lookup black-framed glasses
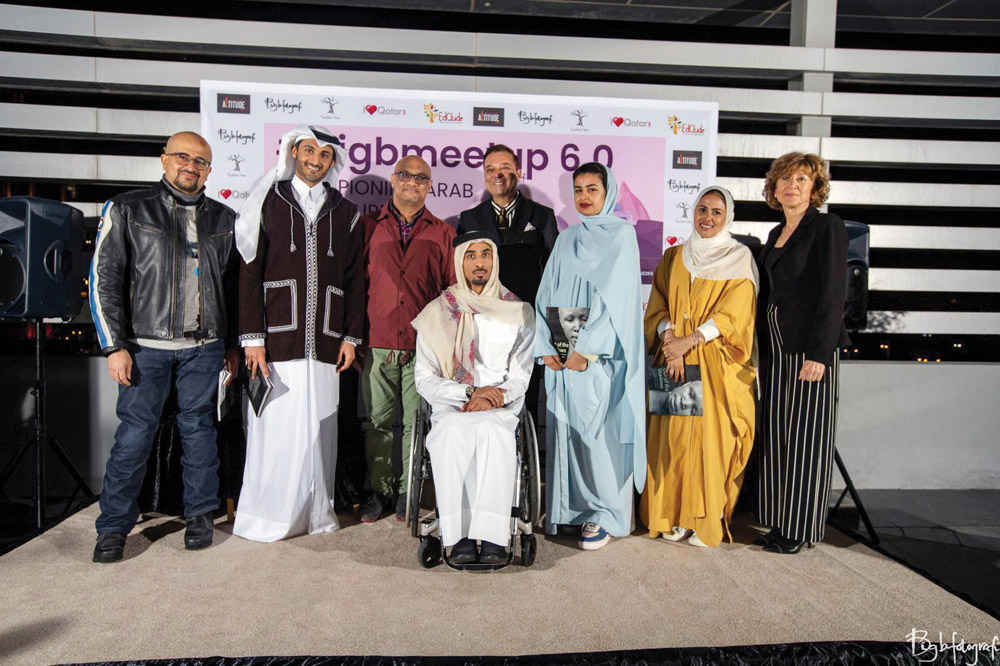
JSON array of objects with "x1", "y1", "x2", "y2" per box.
[
  {"x1": 394, "y1": 171, "x2": 430, "y2": 184},
  {"x1": 165, "y1": 152, "x2": 211, "y2": 171}
]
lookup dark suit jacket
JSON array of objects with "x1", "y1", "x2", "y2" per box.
[
  {"x1": 759, "y1": 207, "x2": 850, "y2": 364},
  {"x1": 457, "y1": 192, "x2": 557, "y2": 305}
]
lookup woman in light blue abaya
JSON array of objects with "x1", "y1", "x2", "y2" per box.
[{"x1": 535, "y1": 162, "x2": 646, "y2": 550}]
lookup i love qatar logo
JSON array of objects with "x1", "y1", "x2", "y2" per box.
[
  {"x1": 364, "y1": 104, "x2": 406, "y2": 116},
  {"x1": 218, "y1": 188, "x2": 249, "y2": 200},
  {"x1": 610, "y1": 116, "x2": 651, "y2": 128}
]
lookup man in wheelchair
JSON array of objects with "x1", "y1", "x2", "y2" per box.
[{"x1": 411, "y1": 231, "x2": 535, "y2": 565}]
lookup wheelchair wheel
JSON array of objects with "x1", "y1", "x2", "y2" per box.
[
  {"x1": 417, "y1": 536, "x2": 442, "y2": 569},
  {"x1": 407, "y1": 400, "x2": 431, "y2": 538},
  {"x1": 520, "y1": 533, "x2": 536, "y2": 567},
  {"x1": 518, "y1": 409, "x2": 541, "y2": 526}
]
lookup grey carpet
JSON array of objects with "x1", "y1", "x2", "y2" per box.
[{"x1": 1, "y1": 504, "x2": 997, "y2": 665}]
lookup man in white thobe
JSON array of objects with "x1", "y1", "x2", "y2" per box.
[
  {"x1": 412, "y1": 232, "x2": 534, "y2": 565},
  {"x1": 233, "y1": 125, "x2": 364, "y2": 542}
]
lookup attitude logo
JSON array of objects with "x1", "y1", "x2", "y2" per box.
[
  {"x1": 473, "y1": 107, "x2": 504, "y2": 127},
  {"x1": 667, "y1": 115, "x2": 706, "y2": 135},
  {"x1": 217, "y1": 93, "x2": 250, "y2": 114},
  {"x1": 672, "y1": 150, "x2": 702, "y2": 170},
  {"x1": 423, "y1": 103, "x2": 464, "y2": 124}
]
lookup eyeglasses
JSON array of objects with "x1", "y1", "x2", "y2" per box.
[
  {"x1": 165, "y1": 152, "x2": 211, "y2": 171},
  {"x1": 394, "y1": 171, "x2": 430, "y2": 184}
]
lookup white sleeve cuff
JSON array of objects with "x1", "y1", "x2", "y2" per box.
[
  {"x1": 241, "y1": 338, "x2": 265, "y2": 348},
  {"x1": 697, "y1": 319, "x2": 720, "y2": 343},
  {"x1": 656, "y1": 318, "x2": 672, "y2": 336}
]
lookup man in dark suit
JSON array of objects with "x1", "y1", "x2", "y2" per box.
[
  {"x1": 457, "y1": 144, "x2": 557, "y2": 306},
  {"x1": 458, "y1": 144, "x2": 557, "y2": 424}
]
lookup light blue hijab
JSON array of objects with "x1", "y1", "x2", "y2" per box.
[{"x1": 562, "y1": 165, "x2": 647, "y2": 492}]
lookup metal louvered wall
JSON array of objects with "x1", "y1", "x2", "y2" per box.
[{"x1": 1, "y1": 2, "x2": 998, "y2": 361}]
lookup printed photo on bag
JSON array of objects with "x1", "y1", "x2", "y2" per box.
[
  {"x1": 546, "y1": 306, "x2": 590, "y2": 362},
  {"x1": 648, "y1": 365, "x2": 703, "y2": 416}
]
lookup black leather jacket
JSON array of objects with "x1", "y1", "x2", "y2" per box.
[{"x1": 89, "y1": 179, "x2": 238, "y2": 354}]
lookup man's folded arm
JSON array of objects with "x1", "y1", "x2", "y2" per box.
[{"x1": 414, "y1": 334, "x2": 468, "y2": 408}]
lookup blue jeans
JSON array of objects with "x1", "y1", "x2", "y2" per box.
[{"x1": 96, "y1": 341, "x2": 223, "y2": 534}]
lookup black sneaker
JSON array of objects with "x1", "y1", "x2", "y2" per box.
[
  {"x1": 93, "y1": 532, "x2": 126, "y2": 563},
  {"x1": 395, "y1": 492, "x2": 407, "y2": 522},
  {"x1": 359, "y1": 492, "x2": 389, "y2": 523},
  {"x1": 449, "y1": 537, "x2": 478, "y2": 565},
  {"x1": 184, "y1": 513, "x2": 214, "y2": 550},
  {"x1": 479, "y1": 540, "x2": 508, "y2": 565}
]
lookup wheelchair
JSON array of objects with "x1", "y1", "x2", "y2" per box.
[{"x1": 405, "y1": 397, "x2": 541, "y2": 571}]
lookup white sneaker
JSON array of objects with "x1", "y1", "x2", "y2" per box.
[
  {"x1": 688, "y1": 532, "x2": 710, "y2": 548},
  {"x1": 661, "y1": 527, "x2": 692, "y2": 542},
  {"x1": 579, "y1": 522, "x2": 610, "y2": 550}
]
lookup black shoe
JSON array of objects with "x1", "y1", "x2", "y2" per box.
[
  {"x1": 184, "y1": 513, "x2": 214, "y2": 550},
  {"x1": 395, "y1": 493, "x2": 407, "y2": 522},
  {"x1": 753, "y1": 527, "x2": 781, "y2": 547},
  {"x1": 479, "y1": 541, "x2": 508, "y2": 565},
  {"x1": 449, "y1": 538, "x2": 478, "y2": 565},
  {"x1": 93, "y1": 532, "x2": 126, "y2": 563},
  {"x1": 360, "y1": 492, "x2": 389, "y2": 523},
  {"x1": 763, "y1": 535, "x2": 809, "y2": 555}
]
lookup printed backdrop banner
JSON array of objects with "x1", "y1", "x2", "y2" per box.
[{"x1": 200, "y1": 81, "x2": 718, "y2": 288}]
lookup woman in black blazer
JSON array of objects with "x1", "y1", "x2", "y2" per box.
[{"x1": 755, "y1": 152, "x2": 849, "y2": 554}]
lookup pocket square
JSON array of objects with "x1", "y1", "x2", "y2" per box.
[{"x1": 524, "y1": 222, "x2": 536, "y2": 232}]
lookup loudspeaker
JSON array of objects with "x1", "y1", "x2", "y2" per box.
[
  {"x1": 0, "y1": 197, "x2": 84, "y2": 320},
  {"x1": 844, "y1": 221, "x2": 870, "y2": 331}
]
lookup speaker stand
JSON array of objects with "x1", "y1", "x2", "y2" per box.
[
  {"x1": 0, "y1": 320, "x2": 96, "y2": 532},
  {"x1": 830, "y1": 448, "x2": 879, "y2": 545}
]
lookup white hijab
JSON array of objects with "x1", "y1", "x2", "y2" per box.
[
  {"x1": 681, "y1": 185, "x2": 759, "y2": 291},
  {"x1": 234, "y1": 125, "x2": 347, "y2": 263}
]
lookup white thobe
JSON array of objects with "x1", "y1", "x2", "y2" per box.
[
  {"x1": 414, "y1": 314, "x2": 534, "y2": 548},
  {"x1": 234, "y1": 176, "x2": 342, "y2": 543}
]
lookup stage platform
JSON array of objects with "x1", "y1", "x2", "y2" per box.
[{"x1": 1, "y1": 504, "x2": 998, "y2": 665}]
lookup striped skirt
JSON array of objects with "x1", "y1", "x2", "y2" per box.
[{"x1": 757, "y1": 303, "x2": 840, "y2": 543}]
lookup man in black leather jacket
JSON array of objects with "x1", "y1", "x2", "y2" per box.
[{"x1": 88, "y1": 131, "x2": 240, "y2": 563}]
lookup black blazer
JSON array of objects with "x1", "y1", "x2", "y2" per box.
[
  {"x1": 457, "y1": 192, "x2": 558, "y2": 305},
  {"x1": 759, "y1": 207, "x2": 851, "y2": 364}
]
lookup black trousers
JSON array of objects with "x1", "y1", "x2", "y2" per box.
[{"x1": 757, "y1": 303, "x2": 841, "y2": 543}]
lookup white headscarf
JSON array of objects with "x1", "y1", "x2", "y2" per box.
[
  {"x1": 234, "y1": 125, "x2": 348, "y2": 263},
  {"x1": 411, "y1": 235, "x2": 532, "y2": 385},
  {"x1": 681, "y1": 185, "x2": 759, "y2": 291}
]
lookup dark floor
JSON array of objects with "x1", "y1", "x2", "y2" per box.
[{"x1": 829, "y1": 489, "x2": 1000, "y2": 621}]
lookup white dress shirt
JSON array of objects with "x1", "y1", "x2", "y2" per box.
[{"x1": 291, "y1": 175, "x2": 327, "y2": 224}]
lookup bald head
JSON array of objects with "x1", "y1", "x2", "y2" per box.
[
  {"x1": 391, "y1": 155, "x2": 432, "y2": 212},
  {"x1": 161, "y1": 131, "x2": 212, "y2": 194}
]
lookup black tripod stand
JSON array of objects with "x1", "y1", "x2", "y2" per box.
[
  {"x1": 830, "y1": 449, "x2": 879, "y2": 545},
  {"x1": 0, "y1": 320, "x2": 96, "y2": 532}
]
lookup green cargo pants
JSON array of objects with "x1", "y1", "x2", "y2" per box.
[{"x1": 362, "y1": 348, "x2": 419, "y2": 496}]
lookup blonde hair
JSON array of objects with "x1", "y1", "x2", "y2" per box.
[{"x1": 762, "y1": 152, "x2": 830, "y2": 210}]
